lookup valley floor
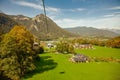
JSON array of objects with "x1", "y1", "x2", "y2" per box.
[{"x1": 23, "y1": 46, "x2": 120, "y2": 80}]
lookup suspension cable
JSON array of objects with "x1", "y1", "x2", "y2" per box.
[{"x1": 42, "y1": 0, "x2": 48, "y2": 34}]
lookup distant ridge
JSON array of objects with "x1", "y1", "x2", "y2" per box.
[
  {"x1": 106, "y1": 29, "x2": 120, "y2": 35},
  {"x1": 65, "y1": 26, "x2": 119, "y2": 38}
]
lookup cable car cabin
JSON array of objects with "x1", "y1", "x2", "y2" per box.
[{"x1": 33, "y1": 42, "x2": 39, "y2": 50}]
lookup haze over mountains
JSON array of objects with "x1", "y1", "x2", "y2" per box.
[
  {"x1": 65, "y1": 27, "x2": 119, "y2": 38},
  {"x1": 107, "y1": 29, "x2": 120, "y2": 35}
]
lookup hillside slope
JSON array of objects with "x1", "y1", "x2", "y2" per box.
[
  {"x1": 0, "y1": 13, "x2": 18, "y2": 34},
  {"x1": 65, "y1": 27, "x2": 119, "y2": 38},
  {"x1": 10, "y1": 14, "x2": 75, "y2": 40}
]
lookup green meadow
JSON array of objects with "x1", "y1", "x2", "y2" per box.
[{"x1": 23, "y1": 46, "x2": 120, "y2": 80}]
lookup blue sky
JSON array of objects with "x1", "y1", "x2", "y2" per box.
[{"x1": 0, "y1": 0, "x2": 120, "y2": 29}]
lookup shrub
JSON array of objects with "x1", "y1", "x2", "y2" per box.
[
  {"x1": 92, "y1": 57, "x2": 120, "y2": 63},
  {"x1": 56, "y1": 38, "x2": 75, "y2": 54}
]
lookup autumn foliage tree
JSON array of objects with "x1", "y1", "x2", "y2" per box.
[
  {"x1": 106, "y1": 36, "x2": 120, "y2": 48},
  {"x1": 0, "y1": 25, "x2": 39, "y2": 80}
]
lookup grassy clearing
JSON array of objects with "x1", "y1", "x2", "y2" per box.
[
  {"x1": 76, "y1": 46, "x2": 120, "y2": 59},
  {"x1": 23, "y1": 46, "x2": 120, "y2": 80}
]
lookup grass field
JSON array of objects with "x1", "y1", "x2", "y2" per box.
[{"x1": 23, "y1": 46, "x2": 120, "y2": 80}]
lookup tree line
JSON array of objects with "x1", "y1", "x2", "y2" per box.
[
  {"x1": 69, "y1": 37, "x2": 120, "y2": 48},
  {"x1": 54, "y1": 36, "x2": 120, "y2": 55}
]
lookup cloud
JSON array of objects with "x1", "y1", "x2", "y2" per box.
[
  {"x1": 114, "y1": 12, "x2": 120, "y2": 14},
  {"x1": 72, "y1": 0, "x2": 87, "y2": 2},
  {"x1": 92, "y1": 17, "x2": 120, "y2": 29},
  {"x1": 63, "y1": 8, "x2": 86, "y2": 12},
  {"x1": 11, "y1": 0, "x2": 60, "y2": 12},
  {"x1": 46, "y1": 7, "x2": 60, "y2": 12},
  {"x1": 109, "y1": 6, "x2": 120, "y2": 10},
  {"x1": 61, "y1": 18, "x2": 75, "y2": 22},
  {"x1": 13, "y1": 1, "x2": 43, "y2": 10},
  {"x1": 76, "y1": 8, "x2": 86, "y2": 11},
  {"x1": 104, "y1": 12, "x2": 120, "y2": 17},
  {"x1": 103, "y1": 14, "x2": 114, "y2": 17},
  {"x1": 11, "y1": 0, "x2": 85, "y2": 18},
  {"x1": 54, "y1": 16, "x2": 120, "y2": 29}
]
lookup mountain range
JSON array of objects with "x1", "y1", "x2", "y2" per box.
[
  {"x1": 0, "y1": 13, "x2": 75, "y2": 40},
  {"x1": 107, "y1": 29, "x2": 120, "y2": 35},
  {"x1": 9, "y1": 14, "x2": 76, "y2": 40},
  {"x1": 0, "y1": 12, "x2": 120, "y2": 40},
  {"x1": 65, "y1": 27, "x2": 119, "y2": 38}
]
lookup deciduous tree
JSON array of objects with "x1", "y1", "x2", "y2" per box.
[{"x1": 0, "y1": 25, "x2": 38, "y2": 80}]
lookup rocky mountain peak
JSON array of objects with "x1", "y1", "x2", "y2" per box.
[
  {"x1": 10, "y1": 15, "x2": 30, "y2": 20},
  {"x1": 32, "y1": 14, "x2": 46, "y2": 22},
  {"x1": 0, "y1": 13, "x2": 75, "y2": 40}
]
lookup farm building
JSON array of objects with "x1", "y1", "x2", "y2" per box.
[{"x1": 74, "y1": 43, "x2": 93, "y2": 49}]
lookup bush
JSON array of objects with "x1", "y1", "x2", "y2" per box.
[
  {"x1": 92, "y1": 57, "x2": 120, "y2": 63},
  {"x1": 38, "y1": 46, "x2": 44, "y2": 54},
  {"x1": 56, "y1": 38, "x2": 75, "y2": 54},
  {"x1": 106, "y1": 36, "x2": 120, "y2": 48}
]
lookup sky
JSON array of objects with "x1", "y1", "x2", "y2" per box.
[{"x1": 0, "y1": 0, "x2": 120, "y2": 29}]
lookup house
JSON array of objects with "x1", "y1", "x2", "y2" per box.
[{"x1": 47, "y1": 43, "x2": 54, "y2": 48}]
